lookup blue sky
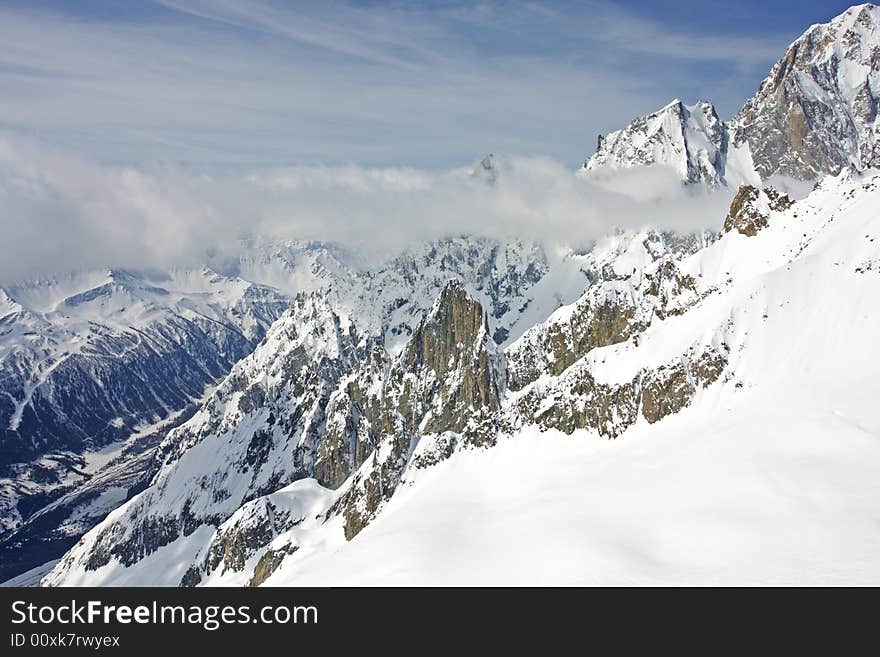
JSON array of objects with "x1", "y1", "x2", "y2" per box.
[{"x1": 0, "y1": 0, "x2": 858, "y2": 168}]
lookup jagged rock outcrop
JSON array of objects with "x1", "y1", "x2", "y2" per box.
[
  {"x1": 248, "y1": 546, "x2": 298, "y2": 587},
  {"x1": 640, "y1": 349, "x2": 727, "y2": 423},
  {"x1": 313, "y1": 347, "x2": 384, "y2": 489},
  {"x1": 508, "y1": 342, "x2": 727, "y2": 438},
  {"x1": 506, "y1": 234, "x2": 705, "y2": 391},
  {"x1": 42, "y1": 278, "x2": 510, "y2": 581},
  {"x1": 40, "y1": 229, "x2": 741, "y2": 585},
  {"x1": 723, "y1": 185, "x2": 793, "y2": 236},
  {"x1": 31, "y1": 7, "x2": 880, "y2": 588},
  {"x1": 3, "y1": 236, "x2": 558, "y2": 583},
  {"x1": 393, "y1": 280, "x2": 502, "y2": 435},
  {"x1": 45, "y1": 166, "x2": 848, "y2": 586},
  {"x1": 506, "y1": 284, "x2": 647, "y2": 390},
  {"x1": 340, "y1": 281, "x2": 503, "y2": 539},
  {"x1": 203, "y1": 500, "x2": 284, "y2": 577},
  {"x1": 58, "y1": 291, "x2": 363, "y2": 575}
]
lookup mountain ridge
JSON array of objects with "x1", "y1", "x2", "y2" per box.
[
  {"x1": 42, "y1": 164, "x2": 880, "y2": 586},
  {"x1": 4, "y1": 3, "x2": 880, "y2": 587},
  {"x1": 584, "y1": 3, "x2": 880, "y2": 185},
  {"x1": 0, "y1": 235, "x2": 589, "y2": 581}
]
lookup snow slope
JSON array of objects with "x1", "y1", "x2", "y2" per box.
[
  {"x1": 43, "y1": 169, "x2": 880, "y2": 586},
  {"x1": 269, "y1": 406, "x2": 880, "y2": 586},
  {"x1": 269, "y1": 173, "x2": 880, "y2": 585}
]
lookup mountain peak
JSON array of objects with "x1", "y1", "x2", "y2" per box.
[
  {"x1": 472, "y1": 153, "x2": 499, "y2": 184},
  {"x1": 833, "y1": 3, "x2": 879, "y2": 28},
  {"x1": 732, "y1": 2, "x2": 880, "y2": 179},
  {"x1": 581, "y1": 4, "x2": 880, "y2": 186},
  {"x1": 582, "y1": 97, "x2": 745, "y2": 186}
]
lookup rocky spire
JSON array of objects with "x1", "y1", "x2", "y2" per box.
[
  {"x1": 396, "y1": 279, "x2": 502, "y2": 434},
  {"x1": 340, "y1": 280, "x2": 503, "y2": 539}
]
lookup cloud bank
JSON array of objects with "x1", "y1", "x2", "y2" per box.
[{"x1": 0, "y1": 137, "x2": 733, "y2": 283}]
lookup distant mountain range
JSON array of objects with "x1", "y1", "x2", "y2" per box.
[{"x1": 3, "y1": 4, "x2": 880, "y2": 586}]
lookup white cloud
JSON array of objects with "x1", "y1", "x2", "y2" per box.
[
  {"x1": 0, "y1": 137, "x2": 732, "y2": 283},
  {"x1": 0, "y1": 2, "x2": 809, "y2": 281}
]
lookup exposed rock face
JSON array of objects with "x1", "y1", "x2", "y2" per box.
[
  {"x1": 39, "y1": 249, "x2": 735, "y2": 583},
  {"x1": 395, "y1": 280, "x2": 502, "y2": 435},
  {"x1": 763, "y1": 187, "x2": 795, "y2": 212},
  {"x1": 732, "y1": 4, "x2": 880, "y2": 180},
  {"x1": 507, "y1": 285, "x2": 646, "y2": 391},
  {"x1": 723, "y1": 185, "x2": 793, "y2": 236},
  {"x1": 340, "y1": 280, "x2": 504, "y2": 539},
  {"x1": 31, "y1": 8, "x2": 880, "y2": 588},
  {"x1": 203, "y1": 499, "x2": 286, "y2": 577},
  {"x1": 509, "y1": 367, "x2": 640, "y2": 438},
  {"x1": 43, "y1": 278, "x2": 511, "y2": 580},
  {"x1": 248, "y1": 546, "x2": 298, "y2": 587},
  {"x1": 507, "y1": 236, "x2": 704, "y2": 392},
  {"x1": 0, "y1": 235, "x2": 554, "y2": 540},
  {"x1": 374, "y1": 236, "x2": 550, "y2": 348},
  {"x1": 312, "y1": 352, "x2": 383, "y2": 490},
  {"x1": 509, "y1": 346, "x2": 727, "y2": 438},
  {"x1": 22, "y1": 233, "x2": 560, "y2": 584},
  {"x1": 61, "y1": 291, "x2": 362, "y2": 575},
  {"x1": 502, "y1": 229, "x2": 731, "y2": 439},
  {"x1": 643, "y1": 259, "x2": 700, "y2": 320},
  {"x1": 724, "y1": 186, "x2": 765, "y2": 236},
  {"x1": 316, "y1": 280, "x2": 505, "y2": 498}
]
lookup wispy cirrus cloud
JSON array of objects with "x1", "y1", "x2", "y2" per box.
[{"x1": 0, "y1": 0, "x2": 811, "y2": 168}]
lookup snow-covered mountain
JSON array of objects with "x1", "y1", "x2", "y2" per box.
[
  {"x1": 0, "y1": 264, "x2": 296, "y2": 579},
  {"x1": 0, "y1": 235, "x2": 587, "y2": 581},
  {"x1": 6, "y1": 2, "x2": 880, "y2": 587},
  {"x1": 32, "y1": 229, "x2": 698, "y2": 585},
  {"x1": 42, "y1": 168, "x2": 880, "y2": 586},
  {"x1": 583, "y1": 99, "x2": 756, "y2": 187},
  {"x1": 1, "y1": 268, "x2": 288, "y2": 467},
  {"x1": 584, "y1": 4, "x2": 880, "y2": 186}
]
